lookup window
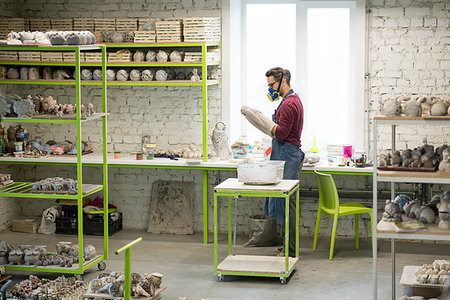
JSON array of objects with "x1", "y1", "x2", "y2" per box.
[{"x1": 224, "y1": 0, "x2": 363, "y2": 150}]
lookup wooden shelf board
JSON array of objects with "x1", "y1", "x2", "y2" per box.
[
  {"x1": 83, "y1": 286, "x2": 166, "y2": 299},
  {"x1": 377, "y1": 170, "x2": 450, "y2": 179},
  {"x1": 374, "y1": 116, "x2": 450, "y2": 121},
  {"x1": 3, "y1": 255, "x2": 101, "y2": 271},
  {"x1": 400, "y1": 265, "x2": 446, "y2": 288},
  {"x1": 217, "y1": 255, "x2": 298, "y2": 274},
  {"x1": 377, "y1": 216, "x2": 450, "y2": 236}
]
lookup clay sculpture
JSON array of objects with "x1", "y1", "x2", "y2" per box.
[
  {"x1": 415, "y1": 205, "x2": 436, "y2": 224},
  {"x1": 53, "y1": 69, "x2": 70, "y2": 80},
  {"x1": 0, "y1": 240, "x2": 12, "y2": 264},
  {"x1": 106, "y1": 69, "x2": 116, "y2": 81},
  {"x1": 42, "y1": 67, "x2": 52, "y2": 79},
  {"x1": 0, "y1": 97, "x2": 12, "y2": 117},
  {"x1": 116, "y1": 69, "x2": 129, "y2": 81},
  {"x1": 428, "y1": 97, "x2": 450, "y2": 116},
  {"x1": 81, "y1": 69, "x2": 93, "y2": 80},
  {"x1": 66, "y1": 32, "x2": 81, "y2": 45},
  {"x1": 156, "y1": 50, "x2": 168, "y2": 62},
  {"x1": 111, "y1": 32, "x2": 124, "y2": 43},
  {"x1": 166, "y1": 68, "x2": 175, "y2": 80},
  {"x1": 56, "y1": 241, "x2": 72, "y2": 255},
  {"x1": 390, "y1": 150, "x2": 402, "y2": 167},
  {"x1": 130, "y1": 69, "x2": 141, "y2": 81},
  {"x1": 87, "y1": 103, "x2": 95, "y2": 116},
  {"x1": 124, "y1": 31, "x2": 134, "y2": 42},
  {"x1": 169, "y1": 50, "x2": 182, "y2": 62},
  {"x1": 133, "y1": 50, "x2": 145, "y2": 62},
  {"x1": 69, "y1": 244, "x2": 79, "y2": 263},
  {"x1": 42, "y1": 96, "x2": 57, "y2": 114},
  {"x1": 7, "y1": 68, "x2": 19, "y2": 79},
  {"x1": 211, "y1": 122, "x2": 233, "y2": 160},
  {"x1": 401, "y1": 149, "x2": 413, "y2": 167},
  {"x1": 93, "y1": 69, "x2": 102, "y2": 80},
  {"x1": 380, "y1": 97, "x2": 402, "y2": 116},
  {"x1": 24, "y1": 249, "x2": 40, "y2": 265},
  {"x1": 439, "y1": 148, "x2": 450, "y2": 172},
  {"x1": 382, "y1": 199, "x2": 402, "y2": 222},
  {"x1": 28, "y1": 67, "x2": 40, "y2": 80},
  {"x1": 38, "y1": 205, "x2": 59, "y2": 234},
  {"x1": 437, "y1": 192, "x2": 450, "y2": 230},
  {"x1": 8, "y1": 249, "x2": 23, "y2": 265},
  {"x1": 84, "y1": 244, "x2": 96, "y2": 260},
  {"x1": 141, "y1": 69, "x2": 154, "y2": 81},
  {"x1": 190, "y1": 68, "x2": 200, "y2": 81},
  {"x1": 241, "y1": 105, "x2": 276, "y2": 137},
  {"x1": 155, "y1": 69, "x2": 167, "y2": 81},
  {"x1": 404, "y1": 199, "x2": 421, "y2": 219},
  {"x1": 176, "y1": 71, "x2": 186, "y2": 80},
  {"x1": 394, "y1": 194, "x2": 412, "y2": 213},
  {"x1": 0, "y1": 66, "x2": 6, "y2": 79},
  {"x1": 19, "y1": 67, "x2": 28, "y2": 80},
  {"x1": 146, "y1": 50, "x2": 156, "y2": 62},
  {"x1": 13, "y1": 96, "x2": 35, "y2": 118},
  {"x1": 49, "y1": 32, "x2": 66, "y2": 45}
]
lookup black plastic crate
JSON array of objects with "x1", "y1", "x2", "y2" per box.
[
  {"x1": 84, "y1": 212, "x2": 122, "y2": 236},
  {"x1": 55, "y1": 212, "x2": 122, "y2": 236}
]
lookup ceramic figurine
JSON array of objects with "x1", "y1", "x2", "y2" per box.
[
  {"x1": 421, "y1": 151, "x2": 438, "y2": 168},
  {"x1": 42, "y1": 96, "x2": 57, "y2": 114},
  {"x1": 380, "y1": 97, "x2": 402, "y2": 116},
  {"x1": 7, "y1": 68, "x2": 19, "y2": 79},
  {"x1": 133, "y1": 50, "x2": 145, "y2": 62},
  {"x1": 8, "y1": 249, "x2": 23, "y2": 265},
  {"x1": 156, "y1": 50, "x2": 168, "y2": 62},
  {"x1": 436, "y1": 145, "x2": 449, "y2": 161},
  {"x1": 34, "y1": 245, "x2": 47, "y2": 260},
  {"x1": 24, "y1": 249, "x2": 40, "y2": 265},
  {"x1": 394, "y1": 194, "x2": 412, "y2": 213},
  {"x1": 437, "y1": 192, "x2": 450, "y2": 230},
  {"x1": 0, "y1": 66, "x2": 6, "y2": 79},
  {"x1": 169, "y1": 50, "x2": 182, "y2": 62},
  {"x1": 382, "y1": 199, "x2": 402, "y2": 222},
  {"x1": 42, "y1": 67, "x2": 52, "y2": 79},
  {"x1": 190, "y1": 68, "x2": 200, "y2": 81},
  {"x1": 428, "y1": 97, "x2": 450, "y2": 116},
  {"x1": 106, "y1": 69, "x2": 116, "y2": 81},
  {"x1": 415, "y1": 206, "x2": 436, "y2": 224},
  {"x1": 87, "y1": 103, "x2": 95, "y2": 116},
  {"x1": 211, "y1": 122, "x2": 233, "y2": 160},
  {"x1": 146, "y1": 50, "x2": 156, "y2": 62},
  {"x1": 81, "y1": 69, "x2": 93, "y2": 80},
  {"x1": 141, "y1": 69, "x2": 154, "y2": 81},
  {"x1": 401, "y1": 149, "x2": 413, "y2": 167},
  {"x1": 176, "y1": 71, "x2": 186, "y2": 80},
  {"x1": 130, "y1": 69, "x2": 141, "y2": 81},
  {"x1": 53, "y1": 69, "x2": 70, "y2": 80},
  {"x1": 404, "y1": 199, "x2": 421, "y2": 218},
  {"x1": 116, "y1": 69, "x2": 129, "y2": 81},
  {"x1": 439, "y1": 148, "x2": 450, "y2": 172},
  {"x1": 93, "y1": 69, "x2": 102, "y2": 80},
  {"x1": 155, "y1": 69, "x2": 167, "y2": 81},
  {"x1": 13, "y1": 96, "x2": 35, "y2": 118},
  {"x1": 390, "y1": 150, "x2": 402, "y2": 167},
  {"x1": 19, "y1": 67, "x2": 28, "y2": 80}
]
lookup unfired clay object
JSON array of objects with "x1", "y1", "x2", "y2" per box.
[
  {"x1": 415, "y1": 206, "x2": 436, "y2": 224},
  {"x1": 81, "y1": 69, "x2": 93, "y2": 80},
  {"x1": 169, "y1": 50, "x2": 182, "y2": 62},
  {"x1": 241, "y1": 105, "x2": 276, "y2": 137},
  {"x1": 390, "y1": 150, "x2": 402, "y2": 167},
  {"x1": 53, "y1": 69, "x2": 70, "y2": 80},
  {"x1": 8, "y1": 249, "x2": 23, "y2": 265},
  {"x1": 211, "y1": 122, "x2": 233, "y2": 160},
  {"x1": 382, "y1": 199, "x2": 402, "y2": 222},
  {"x1": 106, "y1": 69, "x2": 116, "y2": 81},
  {"x1": 111, "y1": 32, "x2": 124, "y2": 43},
  {"x1": 56, "y1": 241, "x2": 72, "y2": 254},
  {"x1": 116, "y1": 69, "x2": 129, "y2": 81},
  {"x1": 24, "y1": 249, "x2": 40, "y2": 265},
  {"x1": 404, "y1": 96, "x2": 426, "y2": 117},
  {"x1": 42, "y1": 67, "x2": 52, "y2": 79},
  {"x1": 141, "y1": 69, "x2": 154, "y2": 81},
  {"x1": 190, "y1": 68, "x2": 200, "y2": 81},
  {"x1": 133, "y1": 50, "x2": 145, "y2": 62},
  {"x1": 130, "y1": 69, "x2": 141, "y2": 81},
  {"x1": 42, "y1": 96, "x2": 57, "y2": 114},
  {"x1": 437, "y1": 192, "x2": 450, "y2": 230},
  {"x1": 93, "y1": 69, "x2": 102, "y2": 80},
  {"x1": 404, "y1": 199, "x2": 421, "y2": 218},
  {"x1": 439, "y1": 148, "x2": 450, "y2": 172},
  {"x1": 428, "y1": 97, "x2": 450, "y2": 116},
  {"x1": 28, "y1": 67, "x2": 40, "y2": 80},
  {"x1": 166, "y1": 69, "x2": 175, "y2": 80},
  {"x1": 155, "y1": 69, "x2": 167, "y2": 81},
  {"x1": 7, "y1": 68, "x2": 19, "y2": 79},
  {"x1": 146, "y1": 50, "x2": 156, "y2": 62},
  {"x1": 84, "y1": 244, "x2": 96, "y2": 261},
  {"x1": 0, "y1": 66, "x2": 6, "y2": 79},
  {"x1": 380, "y1": 97, "x2": 402, "y2": 116},
  {"x1": 176, "y1": 71, "x2": 186, "y2": 80},
  {"x1": 156, "y1": 50, "x2": 168, "y2": 62},
  {"x1": 19, "y1": 67, "x2": 28, "y2": 80},
  {"x1": 13, "y1": 97, "x2": 35, "y2": 118}
]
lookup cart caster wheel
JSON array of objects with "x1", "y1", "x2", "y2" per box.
[
  {"x1": 280, "y1": 277, "x2": 286, "y2": 285},
  {"x1": 98, "y1": 261, "x2": 106, "y2": 271},
  {"x1": 75, "y1": 274, "x2": 83, "y2": 280},
  {"x1": 217, "y1": 274, "x2": 224, "y2": 282}
]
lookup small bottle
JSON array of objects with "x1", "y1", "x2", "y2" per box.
[{"x1": 0, "y1": 136, "x2": 4, "y2": 157}]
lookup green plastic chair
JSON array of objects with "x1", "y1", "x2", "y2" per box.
[{"x1": 313, "y1": 171, "x2": 373, "y2": 260}]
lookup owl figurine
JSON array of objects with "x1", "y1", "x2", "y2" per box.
[{"x1": 211, "y1": 122, "x2": 233, "y2": 160}]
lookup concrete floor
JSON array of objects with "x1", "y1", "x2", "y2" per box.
[{"x1": 1, "y1": 230, "x2": 449, "y2": 300}]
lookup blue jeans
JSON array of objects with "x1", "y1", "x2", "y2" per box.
[{"x1": 264, "y1": 138, "x2": 304, "y2": 225}]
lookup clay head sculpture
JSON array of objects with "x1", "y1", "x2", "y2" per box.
[
  {"x1": 169, "y1": 50, "x2": 182, "y2": 62},
  {"x1": 7, "y1": 68, "x2": 19, "y2": 79},
  {"x1": 146, "y1": 50, "x2": 156, "y2": 62},
  {"x1": 133, "y1": 50, "x2": 145, "y2": 62},
  {"x1": 81, "y1": 69, "x2": 93, "y2": 80},
  {"x1": 106, "y1": 69, "x2": 116, "y2": 81},
  {"x1": 156, "y1": 50, "x2": 168, "y2": 62},
  {"x1": 42, "y1": 67, "x2": 52, "y2": 79},
  {"x1": 116, "y1": 69, "x2": 129, "y2": 81},
  {"x1": 93, "y1": 69, "x2": 102, "y2": 81},
  {"x1": 155, "y1": 69, "x2": 167, "y2": 81},
  {"x1": 380, "y1": 97, "x2": 402, "y2": 116},
  {"x1": 141, "y1": 69, "x2": 154, "y2": 81},
  {"x1": 130, "y1": 69, "x2": 141, "y2": 81}
]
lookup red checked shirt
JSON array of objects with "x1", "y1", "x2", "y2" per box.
[{"x1": 274, "y1": 92, "x2": 304, "y2": 148}]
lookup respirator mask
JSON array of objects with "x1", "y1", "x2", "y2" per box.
[{"x1": 267, "y1": 73, "x2": 284, "y2": 102}]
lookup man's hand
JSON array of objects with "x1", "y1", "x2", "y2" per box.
[{"x1": 241, "y1": 106, "x2": 276, "y2": 137}]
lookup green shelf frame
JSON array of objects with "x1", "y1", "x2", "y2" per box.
[
  {"x1": 0, "y1": 61, "x2": 221, "y2": 67},
  {"x1": 0, "y1": 79, "x2": 220, "y2": 86},
  {"x1": 0, "y1": 44, "x2": 109, "y2": 274}
]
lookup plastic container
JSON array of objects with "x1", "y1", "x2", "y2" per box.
[
  {"x1": 238, "y1": 160, "x2": 285, "y2": 184},
  {"x1": 136, "y1": 152, "x2": 143, "y2": 160},
  {"x1": 114, "y1": 151, "x2": 121, "y2": 159}
]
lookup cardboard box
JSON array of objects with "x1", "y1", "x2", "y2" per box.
[{"x1": 12, "y1": 218, "x2": 40, "y2": 233}]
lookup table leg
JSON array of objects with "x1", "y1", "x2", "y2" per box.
[
  {"x1": 228, "y1": 196, "x2": 232, "y2": 255},
  {"x1": 232, "y1": 196, "x2": 238, "y2": 255},
  {"x1": 296, "y1": 187, "x2": 299, "y2": 258},
  {"x1": 203, "y1": 170, "x2": 208, "y2": 244},
  {"x1": 391, "y1": 238, "x2": 395, "y2": 300},
  {"x1": 214, "y1": 192, "x2": 218, "y2": 273},
  {"x1": 285, "y1": 194, "x2": 289, "y2": 273}
]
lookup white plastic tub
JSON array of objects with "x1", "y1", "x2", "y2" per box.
[{"x1": 237, "y1": 160, "x2": 285, "y2": 184}]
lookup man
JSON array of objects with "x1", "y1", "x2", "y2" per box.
[{"x1": 266, "y1": 67, "x2": 305, "y2": 257}]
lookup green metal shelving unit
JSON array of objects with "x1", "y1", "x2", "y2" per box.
[{"x1": 0, "y1": 44, "x2": 109, "y2": 275}]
